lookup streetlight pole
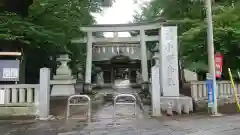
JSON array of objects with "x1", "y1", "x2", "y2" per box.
[{"x1": 205, "y1": 0, "x2": 218, "y2": 115}]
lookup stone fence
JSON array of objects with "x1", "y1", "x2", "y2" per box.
[
  {"x1": 0, "y1": 84, "x2": 39, "y2": 116},
  {"x1": 0, "y1": 68, "x2": 50, "y2": 120},
  {"x1": 190, "y1": 80, "x2": 240, "y2": 102}
]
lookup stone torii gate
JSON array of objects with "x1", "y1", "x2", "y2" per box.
[{"x1": 72, "y1": 21, "x2": 180, "y2": 98}]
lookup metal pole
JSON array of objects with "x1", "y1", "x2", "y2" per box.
[{"x1": 205, "y1": 0, "x2": 218, "y2": 115}]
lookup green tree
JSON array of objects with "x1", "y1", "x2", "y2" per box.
[
  {"x1": 134, "y1": 0, "x2": 240, "y2": 79},
  {"x1": 0, "y1": 0, "x2": 103, "y2": 82}
]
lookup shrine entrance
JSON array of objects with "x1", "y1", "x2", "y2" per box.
[
  {"x1": 89, "y1": 43, "x2": 146, "y2": 87},
  {"x1": 110, "y1": 55, "x2": 139, "y2": 88},
  {"x1": 71, "y1": 21, "x2": 181, "y2": 116}
]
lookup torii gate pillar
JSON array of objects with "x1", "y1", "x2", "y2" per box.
[{"x1": 84, "y1": 32, "x2": 93, "y2": 92}]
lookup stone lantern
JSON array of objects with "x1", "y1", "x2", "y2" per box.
[
  {"x1": 54, "y1": 54, "x2": 72, "y2": 80},
  {"x1": 51, "y1": 54, "x2": 76, "y2": 97}
]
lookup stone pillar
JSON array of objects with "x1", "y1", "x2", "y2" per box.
[
  {"x1": 85, "y1": 32, "x2": 93, "y2": 83},
  {"x1": 151, "y1": 54, "x2": 162, "y2": 117},
  {"x1": 140, "y1": 29, "x2": 149, "y2": 91},
  {"x1": 84, "y1": 32, "x2": 93, "y2": 92},
  {"x1": 140, "y1": 29, "x2": 149, "y2": 82},
  {"x1": 39, "y1": 68, "x2": 50, "y2": 120}
]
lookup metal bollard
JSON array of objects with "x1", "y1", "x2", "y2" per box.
[
  {"x1": 113, "y1": 94, "x2": 137, "y2": 117},
  {"x1": 66, "y1": 95, "x2": 91, "y2": 120}
]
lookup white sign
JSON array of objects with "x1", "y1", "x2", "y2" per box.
[
  {"x1": 160, "y1": 26, "x2": 180, "y2": 96},
  {"x1": 206, "y1": 73, "x2": 213, "y2": 80},
  {"x1": 2, "y1": 68, "x2": 19, "y2": 79},
  {"x1": 0, "y1": 89, "x2": 5, "y2": 104},
  {"x1": 151, "y1": 66, "x2": 161, "y2": 116}
]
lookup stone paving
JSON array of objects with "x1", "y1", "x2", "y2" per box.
[
  {"x1": 60, "y1": 103, "x2": 240, "y2": 135},
  {"x1": 1, "y1": 101, "x2": 240, "y2": 135}
]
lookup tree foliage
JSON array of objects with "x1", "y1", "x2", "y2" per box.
[
  {"x1": 1, "y1": 0, "x2": 103, "y2": 82},
  {"x1": 1, "y1": 0, "x2": 102, "y2": 47},
  {"x1": 134, "y1": 0, "x2": 240, "y2": 79}
]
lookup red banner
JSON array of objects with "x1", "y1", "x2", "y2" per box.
[{"x1": 215, "y1": 53, "x2": 223, "y2": 78}]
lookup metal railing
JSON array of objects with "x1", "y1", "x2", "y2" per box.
[
  {"x1": 113, "y1": 94, "x2": 137, "y2": 117},
  {"x1": 133, "y1": 93, "x2": 151, "y2": 117},
  {"x1": 66, "y1": 95, "x2": 91, "y2": 119}
]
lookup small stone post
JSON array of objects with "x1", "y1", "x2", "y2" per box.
[{"x1": 39, "y1": 68, "x2": 50, "y2": 120}]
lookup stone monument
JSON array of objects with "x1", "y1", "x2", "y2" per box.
[
  {"x1": 51, "y1": 54, "x2": 76, "y2": 97},
  {"x1": 159, "y1": 26, "x2": 179, "y2": 96}
]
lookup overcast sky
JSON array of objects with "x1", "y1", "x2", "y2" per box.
[{"x1": 93, "y1": 0, "x2": 151, "y2": 37}]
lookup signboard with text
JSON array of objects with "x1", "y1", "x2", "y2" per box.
[
  {"x1": 206, "y1": 73, "x2": 214, "y2": 108},
  {"x1": 0, "y1": 60, "x2": 20, "y2": 82},
  {"x1": 215, "y1": 53, "x2": 223, "y2": 79}
]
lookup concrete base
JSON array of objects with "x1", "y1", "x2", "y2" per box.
[
  {"x1": 195, "y1": 97, "x2": 238, "y2": 111},
  {"x1": 50, "y1": 80, "x2": 76, "y2": 96},
  {"x1": 160, "y1": 96, "x2": 193, "y2": 114},
  {"x1": 51, "y1": 85, "x2": 75, "y2": 96},
  {"x1": 0, "y1": 105, "x2": 37, "y2": 116}
]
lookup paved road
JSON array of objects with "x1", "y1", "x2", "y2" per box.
[
  {"x1": 1, "y1": 101, "x2": 240, "y2": 135},
  {"x1": 60, "y1": 103, "x2": 240, "y2": 135}
]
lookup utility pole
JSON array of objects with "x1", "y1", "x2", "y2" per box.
[{"x1": 205, "y1": 0, "x2": 218, "y2": 115}]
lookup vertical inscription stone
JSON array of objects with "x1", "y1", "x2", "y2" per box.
[
  {"x1": 151, "y1": 66, "x2": 161, "y2": 116},
  {"x1": 160, "y1": 26, "x2": 179, "y2": 96}
]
